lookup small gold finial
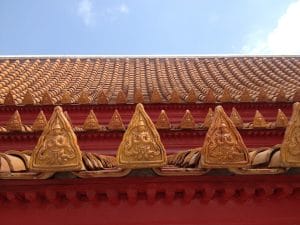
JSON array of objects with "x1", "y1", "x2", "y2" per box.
[
  {"x1": 61, "y1": 91, "x2": 72, "y2": 104},
  {"x1": 97, "y1": 90, "x2": 108, "y2": 104},
  {"x1": 239, "y1": 89, "x2": 252, "y2": 102},
  {"x1": 276, "y1": 88, "x2": 286, "y2": 102},
  {"x1": 116, "y1": 103, "x2": 167, "y2": 168},
  {"x1": 257, "y1": 88, "x2": 269, "y2": 102},
  {"x1": 203, "y1": 108, "x2": 214, "y2": 128},
  {"x1": 150, "y1": 88, "x2": 162, "y2": 103},
  {"x1": 41, "y1": 91, "x2": 53, "y2": 105},
  {"x1": 32, "y1": 111, "x2": 47, "y2": 131},
  {"x1": 3, "y1": 91, "x2": 15, "y2": 105},
  {"x1": 200, "y1": 105, "x2": 250, "y2": 168},
  {"x1": 220, "y1": 88, "x2": 232, "y2": 102},
  {"x1": 83, "y1": 110, "x2": 100, "y2": 130},
  {"x1": 281, "y1": 102, "x2": 300, "y2": 166},
  {"x1": 204, "y1": 89, "x2": 216, "y2": 103},
  {"x1": 230, "y1": 107, "x2": 243, "y2": 128},
  {"x1": 116, "y1": 90, "x2": 127, "y2": 104},
  {"x1": 253, "y1": 110, "x2": 267, "y2": 128},
  {"x1": 6, "y1": 110, "x2": 23, "y2": 131},
  {"x1": 180, "y1": 110, "x2": 195, "y2": 129},
  {"x1": 169, "y1": 89, "x2": 181, "y2": 103},
  {"x1": 275, "y1": 109, "x2": 288, "y2": 128},
  {"x1": 155, "y1": 110, "x2": 171, "y2": 129},
  {"x1": 29, "y1": 106, "x2": 82, "y2": 172},
  {"x1": 108, "y1": 110, "x2": 125, "y2": 131},
  {"x1": 293, "y1": 88, "x2": 300, "y2": 102},
  {"x1": 22, "y1": 91, "x2": 35, "y2": 105},
  {"x1": 186, "y1": 89, "x2": 197, "y2": 103},
  {"x1": 134, "y1": 88, "x2": 144, "y2": 103},
  {"x1": 77, "y1": 90, "x2": 90, "y2": 104}
]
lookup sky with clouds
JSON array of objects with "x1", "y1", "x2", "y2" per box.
[{"x1": 0, "y1": 0, "x2": 299, "y2": 55}]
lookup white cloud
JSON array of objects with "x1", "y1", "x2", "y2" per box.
[
  {"x1": 242, "y1": 0, "x2": 300, "y2": 54},
  {"x1": 77, "y1": 0, "x2": 94, "y2": 26},
  {"x1": 118, "y1": 3, "x2": 129, "y2": 14}
]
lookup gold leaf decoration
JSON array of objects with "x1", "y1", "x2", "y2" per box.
[
  {"x1": 22, "y1": 91, "x2": 35, "y2": 105},
  {"x1": 220, "y1": 88, "x2": 232, "y2": 102},
  {"x1": 117, "y1": 103, "x2": 167, "y2": 168},
  {"x1": 240, "y1": 89, "x2": 252, "y2": 102},
  {"x1": 281, "y1": 102, "x2": 300, "y2": 167},
  {"x1": 41, "y1": 91, "x2": 53, "y2": 105},
  {"x1": 29, "y1": 106, "x2": 82, "y2": 172},
  {"x1": 204, "y1": 89, "x2": 216, "y2": 103},
  {"x1": 200, "y1": 105, "x2": 250, "y2": 168},
  {"x1": 3, "y1": 91, "x2": 15, "y2": 105},
  {"x1": 134, "y1": 88, "x2": 144, "y2": 103},
  {"x1": 186, "y1": 89, "x2": 197, "y2": 103},
  {"x1": 97, "y1": 90, "x2": 108, "y2": 104},
  {"x1": 61, "y1": 91, "x2": 72, "y2": 104},
  {"x1": 203, "y1": 108, "x2": 214, "y2": 128},
  {"x1": 77, "y1": 90, "x2": 90, "y2": 104},
  {"x1": 108, "y1": 110, "x2": 125, "y2": 131},
  {"x1": 275, "y1": 109, "x2": 288, "y2": 128},
  {"x1": 150, "y1": 88, "x2": 162, "y2": 103},
  {"x1": 169, "y1": 89, "x2": 181, "y2": 103},
  {"x1": 155, "y1": 110, "x2": 171, "y2": 129},
  {"x1": 116, "y1": 90, "x2": 127, "y2": 104},
  {"x1": 32, "y1": 111, "x2": 47, "y2": 131},
  {"x1": 253, "y1": 110, "x2": 267, "y2": 128},
  {"x1": 83, "y1": 110, "x2": 100, "y2": 130},
  {"x1": 230, "y1": 107, "x2": 243, "y2": 128},
  {"x1": 180, "y1": 110, "x2": 195, "y2": 129},
  {"x1": 6, "y1": 110, "x2": 23, "y2": 131}
]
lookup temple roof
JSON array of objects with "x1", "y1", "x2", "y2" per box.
[{"x1": 0, "y1": 56, "x2": 299, "y2": 105}]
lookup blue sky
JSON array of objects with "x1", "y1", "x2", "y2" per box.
[{"x1": 0, "y1": 0, "x2": 299, "y2": 55}]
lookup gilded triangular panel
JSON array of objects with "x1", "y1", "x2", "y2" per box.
[
  {"x1": 155, "y1": 110, "x2": 171, "y2": 129},
  {"x1": 22, "y1": 91, "x2": 34, "y2": 105},
  {"x1": 203, "y1": 108, "x2": 214, "y2": 128},
  {"x1": 83, "y1": 110, "x2": 100, "y2": 130},
  {"x1": 230, "y1": 107, "x2": 243, "y2": 128},
  {"x1": 186, "y1": 89, "x2": 197, "y2": 103},
  {"x1": 3, "y1": 91, "x2": 15, "y2": 105},
  {"x1": 253, "y1": 110, "x2": 267, "y2": 128},
  {"x1": 281, "y1": 102, "x2": 300, "y2": 166},
  {"x1": 117, "y1": 104, "x2": 166, "y2": 168},
  {"x1": 29, "y1": 106, "x2": 82, "y2": 172},
  {"x1": 150, "y1": 88, "x2": 162, "y2": 103},
  {"x1": 32, "y1": 111, "x2": 47, "y2": 131},
  {"x1": 6, "y1": 110, "x2": 23, "y2": 131},
  {"x1": 97, "y1": 90, "x2": 108, "y2": 104},
  {"x1": 41, "y1": 91, "x2": 53, "y2": 105},
  {"x1": 200, "y1": 106, "x2": 250, "y2": 168},
  {"x1": 108, "y1": 110, "x2": 125, "y2": 131},
  {"x1": 180, "y1": 110, "x2": 195, "y2": 129},
  {"x1": 275, "y1": 109, "x2": 288, "y2": 128}
]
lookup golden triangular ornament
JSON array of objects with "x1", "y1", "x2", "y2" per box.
[
  {"x1": 117, "y1": 103, "x2": 167, "y2": 168},
  {"x1": 275, "y1": 109, "x2": 288, "y2": 128},
  {"x1": 6, "y1": 110, "x2": 23, "y2": 131},
  {"x1": 83, "y1": 110, "x2": 100, "y2": 130},
  {"x1": 281, "y1": 102, "x2": 300, "y2": 167},
  {"x1": 32, "y1": 111, "x2": 47, "y2": 131},
  {"x1": 200, "y1": 106, "x2": 250, "y2": 168},
  {"x1": 108, "y1": 110, "x2": 125, "y2": 131},
  {"x1": 29, "y1": 106, "x2": 82, "y2": 172},
  {"x1": 155, "y1": 110, "x2": 171, "y2": 129}
]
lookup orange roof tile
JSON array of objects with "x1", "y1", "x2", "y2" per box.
[{"x1": 0, "y1": 56, "x2": 299, "y2": 105}]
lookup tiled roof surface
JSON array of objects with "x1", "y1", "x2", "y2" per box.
[{"x1": 0, "y1": 56, "x2": 299, "y2": 104}]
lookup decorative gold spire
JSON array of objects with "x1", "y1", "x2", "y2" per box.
[
  {"x1": 204, "y1": 89, "x2": 216, "y2": 103},
  {"x1": 186, "y1": 89, "x2": 197, "y2": 103},
  {"x1": 117, "y1": 103, "x2": 167, "y2": 168},
  {"x1": 230, "y1": 107, "x2": 243, "y2": 128},
  {"x1": 77, "y1": 90, "x2": 90, "y2": 104},
  {"x1": 116, "y1": 90, "x2": 127, "y2": 104},
  {"x1": 41, "y1": 91, "x2": 53, "y2": 105},
  {"x1": 32, "y1": 111, "x2": 47, "y2": 131},
  {"x1": 276, "y1": 88, "x2": 286, "y2": 102},
  {"x1": 293, "y1": 88, "x2": 300, "y2": 102},
  {"x1": 253, "y1": 110, "x2": 267, "y2": 128},
  {"x1": 83, "y1": 110, "x2": 100, "y2": 130},
  {"x1": 257, "y1": 88, "x2": 269, "y2": 102},
  {"x1": 203, "y1": 108, "x2": 214, "y2": 128},
  {"x1": 108, "y1": 110, "x2": 125, "y2": 131},
  {"x1": 134, "y1": 88, "x2": 144, "y2": 103},
  {"x1": 61, "y1": 91, "x2": 72, "y2": 104},
  {"x1": 22, "y1": 91, "x2": 34, "y2": 105},
  {"x1": 169, "y1": 89, "x2": 181, "y2": 103},
  {"x1": 3, "y1": 91, "x2": 15, "y2": 105},
  {"x1": 275, "y1": 109, "x2": 288, "y2": 128},
  {"x1": 97, "y1": 90, "x2": 108, "y2": 104},
  {"x1": 29, "y1": 106, "x2": 82, "y2": 172},
  {"x1": 6, "y1": 110, "x2": 23, "y2": 131},
  {"x1": 155, "y1": 110, "x2": 171, "y2": 129},
  {"x1": 200, "y1": 105, "x2": 250, "y2": 168},
  {"x1": 239, "y1": 89, "x2": 252, "y2": 102},
  {"x1": 220, "y1": 88, "x2": 232, "y2": 102},
  {"x1": 281, "y1": 102, "x2": 300, "y2": 166},
  {"x1": 180, "y1": 110, "x2": 195, "y2": 129},
  {"x1": 150, "y1": 88, "x2": 162, "y2": 103}
]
